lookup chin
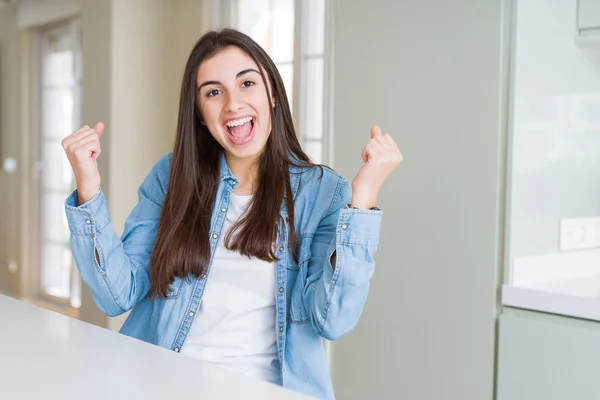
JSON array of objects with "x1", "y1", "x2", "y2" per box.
[
  {"x1": 227, "y1": 139, "x2": 268, "y2": 160},
  {"x1": 227, "y1": 146, "x2": 263, "y2": 161}
]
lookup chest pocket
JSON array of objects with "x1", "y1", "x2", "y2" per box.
[{"x1": 286, "y1": 239, "x2": 311, "y2": 323}]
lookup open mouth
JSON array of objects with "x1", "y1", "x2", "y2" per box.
[{"x1": 225, "y1": 116, "x2": 255, "y2": 145}]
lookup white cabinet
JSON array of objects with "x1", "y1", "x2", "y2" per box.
[{"x1": 497, "y1": 308, "x2": 600, "y2": 400}]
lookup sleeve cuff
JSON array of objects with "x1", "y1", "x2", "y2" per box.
[
  {"x1": 336, "y1": 206, "x2": 382, "y2": 248},
  {"x1": 64, "y1": 189, "x2": 111, "y2": 236}
]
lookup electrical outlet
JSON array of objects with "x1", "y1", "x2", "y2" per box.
[{"x1": 560, "y1": 217, "x2": 600, "y2": 251}]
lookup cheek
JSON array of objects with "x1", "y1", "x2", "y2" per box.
[
  {"x1": 200, "y1": 102, "x2": 219, "y2": 125},
  {"x1": 257, "y1": 98, "x2": 272, "y2": 128}
]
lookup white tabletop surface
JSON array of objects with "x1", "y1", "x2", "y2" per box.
[{"x1": 0, "y1": 294, "x2": 314, "y2": 400}]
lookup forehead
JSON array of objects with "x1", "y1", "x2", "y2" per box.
[{"x1": 197, "y1": 46, "x2": 260, "y2": 83}]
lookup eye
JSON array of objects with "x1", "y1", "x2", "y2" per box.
[
  {"x1": 242, "y1": 80, "x2": 255, "y2": 88},
  {"x1": 206, "y1": 89, "x2": 222, "y2": 97}
]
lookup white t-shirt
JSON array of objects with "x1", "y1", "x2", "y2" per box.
[{"x1": 180, "y1": 194, "x2": 280, "y2": 384}]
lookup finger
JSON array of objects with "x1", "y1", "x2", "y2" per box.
[
  {"x1": 62, "y1": 125, "x2": 90, "y2": 147},
  {"x1": 67, "y1": 125, "x2": 91, "y2": 141},
  {"x1": 373, "y1": 131, "x2": 393, "y2": 146},
  {"x1": 372, "y1": 140, "x2": 403, "y2": 165},
  {"x1": 74, "y1": 125, "x2": 90, "y2": 135},
  {"x1": 364, "y1": 140, "x2": 385, "y2": 163},
  {"x1": 73, "y1": 140, "x2": 101, "y2": 161},
  {"x1": 65, "y1": 130, "x2": 99, "y2": 151},
  {"x1": 384, "y1": 135, "x2": 403, "y2": 161},
  {"x1": 63, "y1": 127, "x2": 96, "y2": 148},
  {"x1": 371, "y1": 125, "x2": 382, "y2": 139},
  {"x1": 68, "y1": 134, "x2": 101, "y2": 156},
  {"x1": 368, "y1": 138, "x2": 386, "y2": 153},
  {"x1": 93, "y1": 122, "x2": 105, "y2": 137},
  {"x1": 91, "y1": 146, "x2": 102, "y2": 161},
  {"x1": 362, "y1": 141, "x2": 379, "y2": 163},
  {"x1": 382, "y1": 133, "x2": 399, "y2": 150},
  {"x1": 374, "y1": 134, "x2": 401, "y2": 159},
  {"x1": 373, "y1": 134, "x2": 389, "y2": 147}
]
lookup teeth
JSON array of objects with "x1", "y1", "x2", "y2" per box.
[{"x1": 225, "y1": 117, "x2": 253, "y2": 127}]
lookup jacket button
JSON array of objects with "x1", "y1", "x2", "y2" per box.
[
  {"x1": 341, "y1": 224, "x2": 348, "y2": 230},
  {"x1": 174, "y1": 348, "x2": 180, "y2": 353},
  {"x1": 279, "y1": 326, "x2": 284, "y2": 333},
  {"x1": 278, "y1": 287, "x2": 284, "y2": 293},
  {"x1": 85, "y1": 219, "x2": 92, "y2": 224}
]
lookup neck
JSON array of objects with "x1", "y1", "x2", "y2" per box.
[{"x1": 226, "y1": 154, "x2": 259, "y2": 195}]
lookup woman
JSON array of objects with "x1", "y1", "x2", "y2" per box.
[{"x1": 62, "y1": 29, "x2": 401, "y2": 399}]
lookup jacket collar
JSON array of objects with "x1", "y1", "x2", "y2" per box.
[{"x1": 218, "y1": 153, "x2": 302, "y2": 200}]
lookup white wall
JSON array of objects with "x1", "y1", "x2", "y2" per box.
[
  {"x1": 508, "y1": 0, "x2": 600, "y2": 260},
  {"x1": 108, "y1": 0, "x2": 210, "y2": 237},
  {"x1": 329, "y1": 1, "x2": 506, "y2": 399},
  {"x1": 109, "y1": 0, "x2": 170, "y2": 234}
]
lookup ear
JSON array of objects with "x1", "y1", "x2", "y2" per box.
[{"x1": 272, "y1": 96, "x2": 276, "y2": 108}]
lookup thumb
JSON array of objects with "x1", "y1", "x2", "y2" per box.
[
  {"x1": 93, "y1": 122, "x2": 105, "y2": 137},
  {"x1": 371, "y1": 125, "x2": 382, "y2": 139}
]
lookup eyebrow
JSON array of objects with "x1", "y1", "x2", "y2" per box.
[{"x1": 197, "y1": 68, "x2": 261, "y2": 92}]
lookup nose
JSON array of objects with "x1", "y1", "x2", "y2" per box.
[{"x1": 224, "y1": 92, "x2": 243, "y2": 113}]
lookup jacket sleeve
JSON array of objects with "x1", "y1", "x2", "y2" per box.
[
  {"x1": 302, "y1": 176, "x2": 382, "y2": 340},
  {"x1": 65, "y1": 155, "x2": 170, "y2": 316}
]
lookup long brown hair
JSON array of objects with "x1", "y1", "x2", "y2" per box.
[{"x1": 150, "y1": 29, "x2": 314, "y2": 298}]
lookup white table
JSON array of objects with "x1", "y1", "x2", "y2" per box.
[{"x1": 0, "y1": 294, "x2": 314, "y2": 400}]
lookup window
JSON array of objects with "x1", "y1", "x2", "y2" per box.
[
  {"x1": 216, "y1": 0, "x2": 330, "y2": 164},
  {"x1": 33, "y1": 19, "x2": 82, "y2": 308}
]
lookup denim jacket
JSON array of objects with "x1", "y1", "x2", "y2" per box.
[{"x1": 65, "y1": 153, "x2": 382, "y2": 400}]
